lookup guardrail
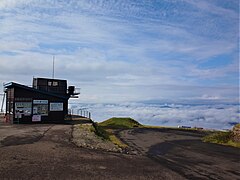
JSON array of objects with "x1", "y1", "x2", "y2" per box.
[{"x1": 68, "y1": 108, "x2": 91, "y2": 119}]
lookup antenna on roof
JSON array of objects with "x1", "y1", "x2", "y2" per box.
[{"x1": 52, "y1": 55, "x2": 55, "y2": 79}]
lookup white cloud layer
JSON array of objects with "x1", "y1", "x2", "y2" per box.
[{"x1": 70, "y1": 103, "x2": 240, "y2": 130}]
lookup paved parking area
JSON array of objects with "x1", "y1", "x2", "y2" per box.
[
  {"x1": 119, "y1": 128, "x2": 240, "y2": 179},
  {"x1": 0, "y1": 124, "x2": 180, "y2": 180},
  {"x1": 0, "y1": 118, "x2": 239, "y2": 180}
]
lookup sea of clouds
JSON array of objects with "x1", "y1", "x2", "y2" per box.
[{"x1": 69, "y1": 102, "x2": 240, "y2": 130}]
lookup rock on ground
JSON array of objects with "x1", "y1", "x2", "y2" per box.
[
  {"x1": 232, "y1": 124, "x2": 240, "y2": 142},
  {"x1": 72, "y1": 124, "x2": 122, "y2": 152}
]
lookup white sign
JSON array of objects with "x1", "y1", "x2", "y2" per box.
[
  {"x1": 50, "y1": 103, "x2": 63, "y2": 111},
  {"x1": 32, "y1": 115, "x2": 41, "y2": 122},
  {"x1": 15, "y1": 102, "x2": 32, "y2": 116},
  {"x1": 33, "y1": 104, "x2": 48, "y2": 116},
  {"x1": 33, "y1": 100, "x2": 48, "y2": 104}
]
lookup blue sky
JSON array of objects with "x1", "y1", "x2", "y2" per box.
[{"x1": 0, "y1": 0, "x2": 239, "y2": 103}]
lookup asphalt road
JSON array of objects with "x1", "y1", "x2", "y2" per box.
[
  {"x1": 119, "y1": 128, "x2": 240, "y2": 180},
  {"x1": 0, "y1": 122, "x2": 239, "y2": 179},
  {"x1": 0, "y1": 123, "x2": 181, "y2": 180}
]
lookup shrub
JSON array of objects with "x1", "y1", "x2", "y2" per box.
[{"x1": 203, "y1": 131, "x2": 232, "y2": 144}]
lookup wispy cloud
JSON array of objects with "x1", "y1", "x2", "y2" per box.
[
  {"x1": 0, "y1": 0, "x2": 32, "y2": 9},
  {"x1": 183, "y1": 0, "x2": 238, "y2": 19},
  {"x1": 0, "y1": 0, "x2": 238, "y2": 104}
]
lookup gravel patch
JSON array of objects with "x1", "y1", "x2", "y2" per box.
[{"x1": 72, "y1": 124, "x2": 122, "y2": 152}]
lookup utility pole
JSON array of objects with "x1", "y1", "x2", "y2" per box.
[
  {"x1": 52, "y1": 55, "x2": 55, "y2": 79},
  {"x1": 0, "y1": 83, "x2": 5, "y2": 112},
  {"x1": 0, "y1": 93, "x2": 5, "y2": 112}
]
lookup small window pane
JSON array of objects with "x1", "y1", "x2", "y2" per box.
[{"x1": 53, "y1": 81, "x2": 58, "y2": 86}]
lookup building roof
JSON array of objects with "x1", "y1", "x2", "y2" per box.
[{"x1": 4, "y1": 82, "x2": 69, "y2": 100}]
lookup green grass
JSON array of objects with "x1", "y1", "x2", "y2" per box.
[
  {"x1": 106, "y1": 129, "x2": 128, "y2": 148},
  {"x1": 234, "y1": 123, "x2": 240, "y2": 128},
  {"x1": 99, "y1": 117, "x2": 142, "y2": 129},
  {"x1": 203, "y1": 131, "x2": 240, "y2": 148},
  {"x1": 92, "y1": 122, "x2": 110, "y2": 140},
  {"x1": 92, "y1": 117, "x2": 142, "y2": 148},
  {"x1": 92, "y1": 121, "x2": 128, "y2": 148}
]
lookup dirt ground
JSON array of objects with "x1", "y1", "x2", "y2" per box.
[{"x1": 0, "y1": 122, "x2": 239, "y2": 180}]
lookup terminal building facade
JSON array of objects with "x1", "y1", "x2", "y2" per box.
[{"x1": 4, "y1": 77, "x2": 79, "y2": 124}]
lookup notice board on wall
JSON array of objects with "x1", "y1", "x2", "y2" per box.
[
  {"x1": 50, "y1": 102, "x2": 63, "y2": 111},
  {"x1": 32, "y1": 115, "x2": 41, "y2": 122},
  {"x1": 15, "y1": 102, "x2": 32, "y2": 116},
  {"x1": 33, "y1": 100, "x2": 48, "y2": 116}
]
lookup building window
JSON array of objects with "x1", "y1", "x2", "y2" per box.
[
  {"x1": 48, "y1": 81, "x2": 58, "y2": 86},
  {"x1": 53, "y1": 81, "x2": 58, "y2": 86}
]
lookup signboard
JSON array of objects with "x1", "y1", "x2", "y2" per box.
[
  {"x1": 15, "y1": 102, "x2": 32, "y2": 116},
  {"x1": 33, "y1": 105, "x2": 48, "y2": 116},
  {"x1": 33, "y1": 100, "x2": 48, "y2": 104},
  {"x1": 50, "y1": 103, "x2": 63, "y2": 111},
  {"x1": 33, "y1": 100, "x2": 48, "y2": 116},
  {"x1": 32, "y1": 115, "x2": 41, "y2": 122}
]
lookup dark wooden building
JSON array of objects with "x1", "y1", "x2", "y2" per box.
[{"x1": 4, "y1": 77, "x2": 79, "y2": 124}]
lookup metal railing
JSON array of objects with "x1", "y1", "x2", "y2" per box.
[{"x1": 68, "y1": 108, "x2": 91, "y2": 119}]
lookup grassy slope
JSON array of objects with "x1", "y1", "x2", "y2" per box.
[
  {"x1": 202, "y1": 131, "x2": 240, "y2": 148},
  {"x1": 93, "y1": 117, "x2": 142, "y2": 148},
  {"x1": 99, "y1": 117, "x2": 142, "y2": 129}
]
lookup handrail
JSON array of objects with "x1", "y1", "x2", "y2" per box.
[{"x1": 68, "y1": 108, "x2": 91, "y2": 119}]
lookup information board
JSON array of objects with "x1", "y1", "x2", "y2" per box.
[
  {"x1": 33, "y1": 100, "x2": 48, "y2": 116},
  {"x1": 15, "y1": 102, "x2": 32, "y2": 116},
  {"x1": 33, "y1": 100, "x2": 48, "y2": 104},
  {"x1": 32, "y1": 115, "x2": 41, "y2": 122},
  {"x1": 50, "y1": 102, "x2": 63, "y2": 111}
]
